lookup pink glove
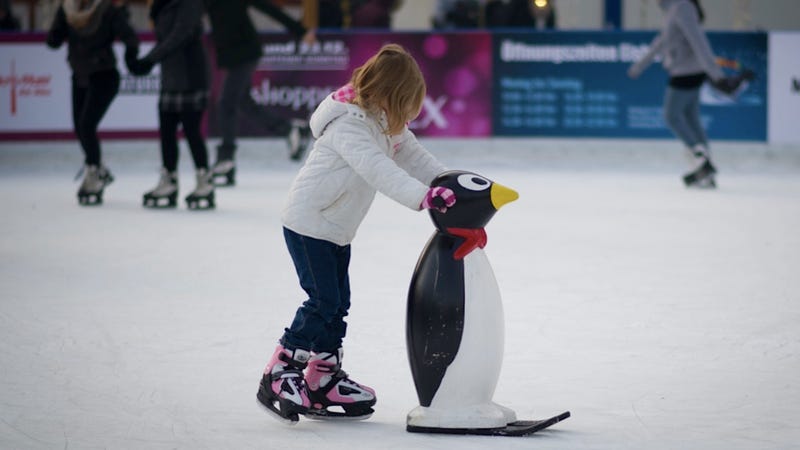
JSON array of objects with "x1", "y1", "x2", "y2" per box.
[{"x1": 421, "y1": 186, "x2": 456, "y2": 213}]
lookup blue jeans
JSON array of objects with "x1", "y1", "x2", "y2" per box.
[
  {"x1": 280, "y1": 227, "x2": 351, "y2": 353},
  {"x1": 663, "y1": 86, "x2": 708, "y2": 149}
]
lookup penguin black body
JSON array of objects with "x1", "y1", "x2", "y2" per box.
[{"x1": 405, "y1": 170, "x2": 570, "y2": 436}]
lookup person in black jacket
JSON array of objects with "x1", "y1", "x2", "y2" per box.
[
  {"x1": 0, "y1": 0, "x2": 21, "y2": 30},
  {"x1": 46, "y1": 0, "x2": 139, "y2": 206},
  {"x1": 129, "y1": 0, "x2": 215, "y2": 210},
  {"x1": 203, "y1": 0, "x2": 316, "y2": 186}
]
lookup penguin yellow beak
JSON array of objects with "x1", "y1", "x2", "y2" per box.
[{"x1": 490, "y1": 183, "x2": 519, "y2": 210}]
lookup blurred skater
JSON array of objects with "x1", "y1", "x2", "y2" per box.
[
  {"x1": 129, "y1": 0, "x2": 214, "y2": 210},
  {"x1": 257, "y1": 44, "x2": 454, "y2": 424},
  {"x1": 203, "y1": 0, "x2": 316, "y2": 187},
  {"x1": 46, "y1": 0, "x2": 139, "y2": 205},
  {"x1": 304, "y1": 0, "x2": 401, "y2": 29},
  {"x1": 628, "y1": 0, "x2": 739, "y2": 188},
  {"x1": 0, "y1": 0, "x2": 21, "y2": 30}
]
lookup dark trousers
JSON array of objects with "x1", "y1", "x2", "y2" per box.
[
  {"x1": 71, "y1": 69, "x2": 120, "y2": 166},
  {"x1": 280, "y1": 227, "x2": 352, "y2": 353},
  {"x1": 158, "y1": 109, "x2": 209, "y2": 172},
  {"x1": 217, "y1": 60, "x2": 291, "y2": 157}
]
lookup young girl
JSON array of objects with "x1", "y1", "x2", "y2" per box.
[
  {"x1": 257, "y1": 44, "x2": 456, "y2": 423},
  {"x1": 46, "y1": 0, "x2": 139, "y2": 205}
]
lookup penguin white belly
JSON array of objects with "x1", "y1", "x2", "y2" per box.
[{"x1": 407, "y1": 249, "x2": 517, "y2": 429}]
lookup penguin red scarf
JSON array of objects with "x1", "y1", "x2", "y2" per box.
[{"x1": 447, "y1": 227, "x2": 487, "y2": 260}]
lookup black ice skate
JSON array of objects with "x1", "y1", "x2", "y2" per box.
[
  {"x1": 287, "y1": 119, "x2": 312, "y2": 161},
  {"x1": 185, "y1": 168, "x2": 215, "y2": 210},
  {"x1": 257, "y1": 346, "x2": 311, "y2": 424},
  {"x1": 77, "y1": 165, "x2": 114, "y2": 206},
  {"x1": 683, "y1": 160, "x2": 717, "y2": 189},
  {"x1": 143, "y1": 169, "x2": 178, "y2": 208},
  {"x1": 210, "y1": 159, "x2": 236, "y2": 187},
  {"x1": 304, "y1": 349, "x2": 376, "y2": 421}
]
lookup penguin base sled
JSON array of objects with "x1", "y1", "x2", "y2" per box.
[{"x1": 407, "y1": 411, "x2": 570, "y2": 437}]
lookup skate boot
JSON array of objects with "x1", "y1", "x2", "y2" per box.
[
  {"x1": 211, "y1": 144, "x2": 236, "y2": 186},
  {"x1": 682, "y1": 144, "x2": 717, "y2": 189},
  {"x1": 257, "y1": 345, "x2": 311, "y2": 424},
  {"x1": 210, "y1": 160, "x2": 236, "y2": 187},
  {"x1": 77, "y1": 165, "x2": 114, "y2": 206},
  {"x1": 185, "y1": 168, "x2": 215, "y2": 210},
  {"x1": 304, "y1": 348, "x2": 376, "y2": 420},
  {"x1": 143, "y1": 168, "x2": 178, "y2": 208},
  {"x1": 287, "y1": 119, "x2": 312, "y2": 161}
]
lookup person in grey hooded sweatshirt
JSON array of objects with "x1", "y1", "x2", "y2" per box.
[{"x1": 628, "y1": 0, "x2": 724, "y2": 188}]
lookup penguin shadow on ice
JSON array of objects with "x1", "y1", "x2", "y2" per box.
[{"x1": 405, "y1": 170, "x2": 570, "y2": 436}]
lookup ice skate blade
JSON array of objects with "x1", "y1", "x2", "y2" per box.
[
  {"x1": 407, "y1": 411, "x2": 570, "y2": 437},
  {"x1": 185, "y1": 193, "x2": 215, "y2": 210},
  {"x1": 78, "y1": 193, "x2": 103, "y2": 206},
  {"x1": 143, "y1": 194, "x2": 177, "y2": 209},
  {"x1": 256, "y1": 398, "x2": 300, "y2": 426},
  {"x1": 304, "y1": 408, "x2": 374, "y2": 421},
  {"x1": 256, "y1": 389, "x2": 309, "y2": 425}
]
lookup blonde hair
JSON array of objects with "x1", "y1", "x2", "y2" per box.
[{"x1": 350, "y1": 44, "x2": 426, "y2": 135}]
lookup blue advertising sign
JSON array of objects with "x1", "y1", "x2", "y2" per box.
[{"x1": 492, "y1": 31, "x2": 767, "y2": 140}]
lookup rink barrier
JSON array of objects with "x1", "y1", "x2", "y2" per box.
[{"x1": 1, "y1": 30, "x2": 797, "y2": 143}]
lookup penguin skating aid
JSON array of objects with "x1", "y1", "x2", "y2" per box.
[{"x1": 405, "y1": 170, "x2": 570, "y2": 436}]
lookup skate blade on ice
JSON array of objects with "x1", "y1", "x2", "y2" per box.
[
  {"x1": 78, "y1": 192, "x2": 103, "y2": 206},
  {"x1": 185, "y1": 193, "x2": 215, "y2": 210},
  {"x1": 256, "y1": 390, "x2": 306, "y2": 425},
  {"x1": 304, "y1": 405, "x2": 374, "y2": 421},
  {"x1": 143, "y1": 192, "x2": 177, "y2": 208}
]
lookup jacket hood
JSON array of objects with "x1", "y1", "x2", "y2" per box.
[{"x1": 309, "y1": 94, "x2": 352, "y2": 139}]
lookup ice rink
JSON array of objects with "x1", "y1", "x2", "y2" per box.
[{"x1": 1, "y1": 138, "x2": 799, "y2": 449}]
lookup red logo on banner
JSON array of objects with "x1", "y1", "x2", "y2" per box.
[{"x1": 0, "y1": 60, "x2": 52, "y2": 115}]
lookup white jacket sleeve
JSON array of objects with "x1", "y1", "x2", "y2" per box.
[
  {"x1": 334, "y1": 121, "x2": 430, "y2": 211},
  {"x1": 392, "y1": 128, "x2": 447, "y2": 186}
]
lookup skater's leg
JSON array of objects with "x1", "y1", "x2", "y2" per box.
[
  {"x1": 159, "y1": 109, "x2": 180, "y2": 173},
  {"x1": 218, "y1": 62, "x2": 256, "y2": 152},
  {"x1": 71, "y1": 78, "x2": 89, "y2": 163},
  {"x1": 75, "y1": 70, "x2": 120, "y2": 167},
  {"x1": 663, "y1": 86, "x2": 704, "y2": 149},
  {"x1": 280, "y1": 227, "x2": 351, "y2": 352},
  {"x1": 180, "y1": 110, "x2": 209, "y2": 170},
  {"x1": 682, "y1": 88, "x2": 709, "y2": 148}
]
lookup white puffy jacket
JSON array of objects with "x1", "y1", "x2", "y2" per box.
[{"x1": 281, "y1": 93, "x2": 446, "y2": 246}]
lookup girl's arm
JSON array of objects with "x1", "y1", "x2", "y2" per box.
[
  {"x1": 45, "y1": 7, "x2": 68, "y2": 49},
  {"x1": 250, "y1": 0, "x2": 307, "y2": 38},
  {"x1": 142, "y1": 0, "x2": 201, "y2": 63},
  {"x1": 392, "y1": 128, "x2": 447, "y2": 186},
  {"x1": 111, "y1": 6, "x2": 140, "y2": 58},
  {"x1": 628, "y1": 33, "x2": 664, "y2": 79},
  {"x1": 336, "y1": 124, "x2": 430, "y2": 210}
]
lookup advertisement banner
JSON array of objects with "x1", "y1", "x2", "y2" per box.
[
  {"x1": 768, "y1": 32, "x2": 800, "y2": 143},
  {"x1": 0, "y1": 35, "x2": 159, "y2": 140},
  {"x1": 206, "y1": 31, "x2": 493, "y2": 138},
  {"x1": 492, "y1": 31, "x2": 767, "y2": 141}
]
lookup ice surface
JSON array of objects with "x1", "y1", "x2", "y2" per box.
[{"x1": 1, "y1": 138, "x2": 799, "y2": 449}]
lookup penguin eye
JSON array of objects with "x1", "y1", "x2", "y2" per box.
[{"x1": 457, "y1": 174, "x2": 491, "y2": 191}]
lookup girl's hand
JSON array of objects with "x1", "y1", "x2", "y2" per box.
[{"x1": 421, "y1": 187, "x2": 456, "y2": 213}]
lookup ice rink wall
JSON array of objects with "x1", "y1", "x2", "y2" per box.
[{"x1": 0, "y1": 30, "x2": 797, "y2": 143}]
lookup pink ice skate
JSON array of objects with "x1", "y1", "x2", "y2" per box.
[
  {"x1": 257, "y1": 345, "x2": 311, "y2": 424},
  {"x1": 304, "y1": 349, "x2": 377, "y2": 420}
]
